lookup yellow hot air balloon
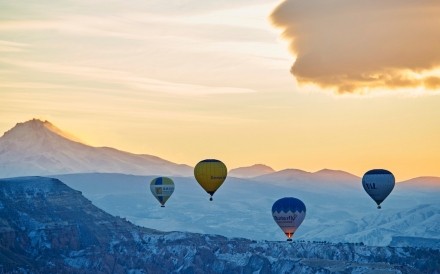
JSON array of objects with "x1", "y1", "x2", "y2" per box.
[{"x1": 194, "y1": 159, "x2": 227, "y2": 201}]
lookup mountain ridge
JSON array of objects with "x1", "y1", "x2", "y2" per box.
[
  {"x1": 1, "y1": 119, "x2": 439, "y2": 185},
  {"x1": 229, "y1": 164, "x2": 275, "y2": 178},
  {"x1": 399, "y1": 176, "x2": 440, "y2": 188},
  {"x1": 0, "y1": 119, "x2": 193, "y2": 178}
]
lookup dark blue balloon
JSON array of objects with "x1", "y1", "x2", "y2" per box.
[
  {"x1": 272, "y1": 197, "x2": 307, "y2": 240},
  {"x1": 362, "y1": 169, "x2": 395, "y2": 209},
  {"x1": 364, "y1": 169, "x2": 393, "y2": 176},
  {"x1": 272, "y1": 197, "x2": 306, "y2": 214}
]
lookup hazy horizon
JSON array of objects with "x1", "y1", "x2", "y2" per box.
[{"x1": 2, "y1": 117, "x2": 440, "y2": 182}]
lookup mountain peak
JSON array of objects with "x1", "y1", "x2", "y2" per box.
[
  {"x1": 17, "y1": 118, "x2": 51, "y2": 126},
  {"x1": 229, "y1": 164, "x2": 275, "y2": 178},
  {"x1": 0, "y1": 119, "x2": 193, "y2": 177},
  {"x1": 313, "y1": 168, "x2": 360, "y2": 181},
  {"x1": 12, "y1": 118, "x2": 51, "y2": 131},
  {"x1": 2, "y1": 118, "x2": 82, "y2": 143}
]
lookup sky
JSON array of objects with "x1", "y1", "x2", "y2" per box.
[{"x1": 1, "y1": 0, "x2": 439, "y2": 181}]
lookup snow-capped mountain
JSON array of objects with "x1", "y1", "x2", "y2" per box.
[
  {"x1": 1, "y1": 177, "x2": 437, "y2": 273},
  {"x1": 229, "y1": 164, "x2": 275, "y2": 178},
  {"x1": 0, "y1": 119, "x2": 192, "y2": 177},
  {"x1": 53, "y1": 172, "x2": 440, "y2": 247},
  {"x1": 2, "y1": 119, "x2": 439, "y2": 249}
]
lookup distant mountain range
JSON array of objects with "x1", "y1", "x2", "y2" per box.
[
  {"x1": 1, "y1": 119, "x2": 439, "y2": 270},
  {"x1": 1, "y1": 176, "x2": 437, "y2": 273},
  {"x1": 2, "y1": 119, "x2": 440, "y2": 186},
  {"x1": 0, "y1": 119, "x2": 361, "y2": 180}
]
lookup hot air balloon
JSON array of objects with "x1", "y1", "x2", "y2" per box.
[
  {"x1": 362, "y1": 169, "x2": 395, "y2": 209},
  {"x1": 150, "y1": 177, "x2": 175, "y2": 207},
  {"x1": 272, "y1": 197, "x2": 306, "y2": 241},
  {"x1": 194, "y1": 159, "x2": 227, "y2": 201}
]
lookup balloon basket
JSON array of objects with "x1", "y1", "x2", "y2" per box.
[
  {"x1": 287, "y1": 239, "x2": 293, "y2": 242},
  {"x1": 161, "y1": 205, "x2": 165, "y2": 208}
]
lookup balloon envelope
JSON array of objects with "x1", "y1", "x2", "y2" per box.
[
  {"x1": 362, "y1": 169, "x2": 395, "y2": 209},
  {"x1": 150, "y1": 177, "x2": 175, "y2": 207},
  {"x1": 272, "y1": 197, "x2": 306, "y2": 240},
  {"x1": 194, "y1": 159, "x2": 227, "y2": 200}
]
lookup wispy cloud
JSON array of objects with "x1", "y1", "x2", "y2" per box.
[
  {"x1": 0, "y1": 40, "x2": 29, "y2": 52},
  {"x1": 270, "y1": 0, "x2": 440, "y2": 95},
  {"x1": 0, "y1": 58, "x2": 256, "y2": 95},
  {"x1": 0, "y1": 2, "x2": 285, "y2": 96}
]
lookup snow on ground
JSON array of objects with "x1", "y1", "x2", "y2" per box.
[{"x1": 54, "y1": 173, "x2": 440, "y2": 246}]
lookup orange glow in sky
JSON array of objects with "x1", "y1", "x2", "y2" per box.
[{"x1": 1, "y1": 0, "x2": 439, "y2": 181}]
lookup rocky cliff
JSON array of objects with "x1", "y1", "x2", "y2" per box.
[{"x1": 0, "y1": 177, "x2": 438, "y2": 273}]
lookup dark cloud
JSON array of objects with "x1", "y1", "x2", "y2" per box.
[{"x1": 270, "y1": 0, "x2": 440, "y2": 94}]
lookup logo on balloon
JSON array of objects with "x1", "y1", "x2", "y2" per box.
[
  {"x1": 194, "y1": 159, "x2": 228, "y2": 201},
  {"x1": 150, "y1": 177, "x2": 175, "y2": 207},
  {"x1": 272, "y1": 197, "x2": 306, "y2": 241},
  {"x1": 362, "y1": 169, "x2": 395, "y2": 209}
]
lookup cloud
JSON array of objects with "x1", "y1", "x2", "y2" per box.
[
  {"x1": 270, "y1": 0, "x2": 440, "y2": 94},
  {"x1": 0, "y1": 40, "x2": 29, "y2": 52},
  {"x1": 0, "y1": 58, "x2": 256, "y2": 95}
]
